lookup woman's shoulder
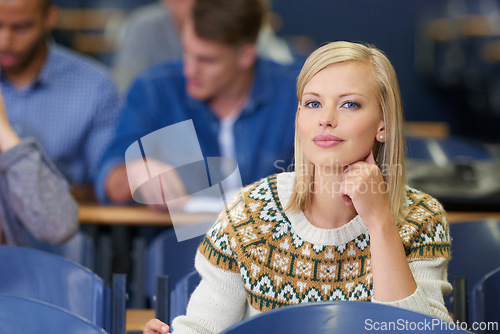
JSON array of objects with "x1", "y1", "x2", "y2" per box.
[
  {"x1": 207, "y1": 173, "x2": 290, "y2": 241},
  {"x1": 405, "y1": 185, "x2": 444, "y2": 212},
  {"x1": 399, "y1": 186, "x2": 451, "y2": 259},
  {"x1": 404, "y1": 185, "x2": 446, "y2": 218},
  {"x1": 402, "y1": 185, "x2": 448, "y2": 230}
]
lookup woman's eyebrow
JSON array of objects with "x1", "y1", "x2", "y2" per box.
[
  {"x1": 302, "y1": 92, "x2": 321, "y2": 97},
  {"x1": 338, "y1": 92, "x2": 366, "y2": 98},
  {"x1": 303, "y1": 92, "x2": 367, "y2": 99}
]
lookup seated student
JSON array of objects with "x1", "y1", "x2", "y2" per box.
[
  {"x1": 143, "y1": 41, "x2": 453, "y2": 334},
  {"x1": 0, "y1": 87, "x2": 78, "y2": 246},
  {"x1": 112, "y1": 0, "x2": 295, "y2": 93},
  {"x1": 0, "y1": 0, "x2": 120, "y2": 187},
  {"x1": 96, "y1": 0, "x2": 300, "y2": 206}
]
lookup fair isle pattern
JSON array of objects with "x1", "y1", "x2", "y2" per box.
[
  {"x1": 199, "y1": 175, "x2": 450, "y2": 312},
  {"x1": 400, "y1": 186, "x2": 451, "y2": 259}
]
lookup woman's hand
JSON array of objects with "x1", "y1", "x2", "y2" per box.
[
  {"x1": 341, "y1": 152, "x2": 417, "y2": 301},
  {"x1": 339, "y1": 152, "x2": 392, "y2": 228},
  {"x1": 143, "y1": 318, "x2": 170, "y2": 334}
]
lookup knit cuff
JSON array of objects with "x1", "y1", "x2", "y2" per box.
[{"x1": 371, "y1": 286, "x2": 452, "y2": 322}]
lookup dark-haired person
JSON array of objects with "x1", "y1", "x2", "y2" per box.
[
  {"x1": 96, "y1": 0, "x2": 300, "y2": 206},
  {"x1": 112, "y1": 0, "x2": 295, "y2": 93},
  {"x1": 0, "y1": 86, "x2": 77, "y2": 245},
  {"x1": 0, "y1": 0, "x2": 119, "y2": 187}
]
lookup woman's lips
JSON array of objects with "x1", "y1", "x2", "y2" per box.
[{"x1": 313, "y1": 134, "x2": 344, "y2": 148}]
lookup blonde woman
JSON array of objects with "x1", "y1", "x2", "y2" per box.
[{"x1": 144, "y1": 41, "x2": 452, "y2": 334}]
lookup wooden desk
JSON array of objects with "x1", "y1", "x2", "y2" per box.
[
  {"x1": 78, "y1": 203, "x2": 500, "y2": 226},
  {"x1": 447, "y1": 211, "x2": 500, "y2": 223},
  {"x1": 78, "y1": 203, "x2": 500, "y2": 225},
  {"x1": 127, "y1": 309, "x2": 155, "y2": 332},
  {"x1": 78, "y1": 204, "x2": 218, "y2": 226},
  {"x1": 405, "y1": 121, "x2": 450, "y2": 138}
]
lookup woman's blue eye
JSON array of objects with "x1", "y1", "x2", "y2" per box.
[
  {"x1": 305, "y1": 101, "x2": 321, "y2": 108},
  {"x1": 343, "y1": 101, "x2": 359, "y2": 109}
]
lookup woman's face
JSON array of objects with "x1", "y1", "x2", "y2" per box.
[{"x1": 297, "y1": 61, "x2": 384, "y2": 169}]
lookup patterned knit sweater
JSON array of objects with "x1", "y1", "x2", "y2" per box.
[{"x1": 172, "y1": 172, "x2": 453, "y2": 333}]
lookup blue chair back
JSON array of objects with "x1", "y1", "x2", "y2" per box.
[
  {"x1": 0, "y1": 246, "x2": 125, "y2": 334},
  {"x1": 26, "y1": 230, "x2": 96, "y2": 270},
  {"x1": 170, "y1": 270, "x2": 201, "y2": 321},
  {"x1": 446, "y1": 220, "x2": 500, "y2": 321},
  {"x1": 471, "y1": 266, "x2": 500, "y2": 333},
  {"x1": 220, "y1": 301, "x2": 472, "y2": 334},
  {"x1": 0, "y1": 294, "x2": 108, "y2": 334},
  {"x1": 146, "y1": 228, "x2": 204, "y2": 305}
]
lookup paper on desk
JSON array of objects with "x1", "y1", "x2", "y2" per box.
[
  {"x1": 183, "y1": 196, "x2": 225, "y2": 213},
  {"x1": 183, "y1": 188, "x2": 240, "y2": 213}
]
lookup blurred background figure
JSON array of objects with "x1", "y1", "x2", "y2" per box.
[
  {"x1": 96, "y1": 0, "x2": 300, "y2": 208},
  {"x1": 0, "y1": 0, "x2": 120, "y2": 190},
  {"x1": 0, "y1": 86, "x2": 78, "y2": 246},
  {"x1": 112, "y1": 0, "x2": 295, "y2": 92}
]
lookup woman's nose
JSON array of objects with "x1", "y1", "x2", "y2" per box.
[{"x1": 319, "y1": 107, "x2": 337, "y2": 127}]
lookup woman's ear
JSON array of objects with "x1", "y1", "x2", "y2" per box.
[{"x1": 376, "y1": 120, "x2": 386, "y2": 143}]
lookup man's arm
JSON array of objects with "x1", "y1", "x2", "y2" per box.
[{"x1": 95, "y1": 73, "x2": 167, "y2": 204}]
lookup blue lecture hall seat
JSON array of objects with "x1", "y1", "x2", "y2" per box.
[
  {"x1": 169, "y1": 270, "x2": 201, "y2": 322},
  {"x1": 0, "y1": 295, "x2": 108, "y2": 334},
  {"x1": 471, "y1": 266, "x2": 500, "y2": 334},
  {"x1": 26, "y1": 230, "x2": 96, "y2": 270},
  {"x1": 129, "y1": 269, "x2": 200, "y2": 331},
  {"x1": 0, "y1": 246, "x2": 126, "y2": 334},
  {"x1": 144, "y1": 228, "x2": 205, "y2": 308},
  {"x1": 445, "y1": 220, "x2": 500, "y2": 324},
  {"x1": 220, "y1": 301, "x2": 473, "y2": 334}
]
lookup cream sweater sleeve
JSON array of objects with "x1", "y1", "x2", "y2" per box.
[
  {"x1": 371, "y1": 257, "x2": 453, "y2": 322},
  {"x1": 171, "y1": 251, "x2": 248, "y2": 334}
]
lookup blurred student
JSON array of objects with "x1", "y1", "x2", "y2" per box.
[
  {"x1": 96, "y1": 0, "x2": 299, "y2": 207},
  {"x1": 0, "y1": 0, "x2": 120, "y2": 187},
  {"x1": 112, "y1": 0, "x2": 295, "y2": 92},
  {"x1": 0, "y1": 86, "x2": 77, "y2": 246}
]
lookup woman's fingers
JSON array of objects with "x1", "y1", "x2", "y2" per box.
[
  {"x1": 364, "y1": 151, "x2": 375, "y2": 164},
  {"x1": 340, "y1": 158, "x2": 385, "y2": 209},
  {"x1": 143, "y1": 318, "x2": 170, "y2": 334}
]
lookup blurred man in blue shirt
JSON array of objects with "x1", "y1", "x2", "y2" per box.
[
  {"x1": 96, "y1": 0, "x2": 300, "y2": 206},
  {"x1": 0, "y1": 0, "x2": 119, "y2": 186}
]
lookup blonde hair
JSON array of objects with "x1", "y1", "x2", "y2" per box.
[{"x1": 287, "y1": 41, "x2": 407, "y2": 223}]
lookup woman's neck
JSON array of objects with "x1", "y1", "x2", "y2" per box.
[{"x1": 303, "y1": 167, "x2": 357, "y2": 229}]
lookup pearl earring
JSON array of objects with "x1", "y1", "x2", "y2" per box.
[{"x1": 379, "y1": 135, "x2": 384, "y2": 141}]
